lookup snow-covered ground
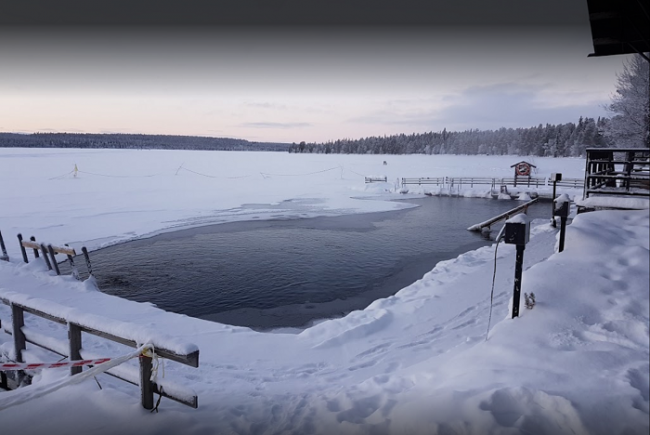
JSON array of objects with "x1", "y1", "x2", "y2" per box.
[{"x1": 0, "y1": 149, "x2": 648, "y2": 435}]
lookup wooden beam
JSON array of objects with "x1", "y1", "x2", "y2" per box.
[{"x1": 467, "y1": 199, "x2": 539, "y2": 232}]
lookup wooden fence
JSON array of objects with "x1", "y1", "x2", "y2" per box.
[
  {"x1": 0, "y1": 294, "x2": 199, "y2": 409},
  {"x1": 584, "y1": 148, "x2": 650, "y2": 198},
  {"x1": 402, "y1": 176, "x2": 584, "y2": 189}
]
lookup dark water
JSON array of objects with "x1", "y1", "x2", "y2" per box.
[{"x1": 79, "y1": 197, "x2": 550, "y2": 329}]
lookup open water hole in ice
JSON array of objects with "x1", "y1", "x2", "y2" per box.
[{"x1": 75, "y1": 197, "x2": 550, "y2": 330}]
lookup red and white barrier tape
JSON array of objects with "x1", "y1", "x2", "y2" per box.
[
  {"x1": 0, "y1": 358, "x2": 111, "y2": 371},
  {"x1": 0, "y1": 344, "x2": 152, "y2": 411}
]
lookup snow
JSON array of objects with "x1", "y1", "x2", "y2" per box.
[
  {"x1": 576, "y1": 195, "x2": 650, "y2": 210},
  {"x1": 0, "y1": 148, "x2": 648, "y2": 434},
  {"x1": 505, "y1": 213, "x2": 529, "y2": 224},
  {"x1": 555, "y1": 193, "x2": 571, "y2": 204}
]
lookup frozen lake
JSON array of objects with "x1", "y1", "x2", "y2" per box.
[{"x1": 80, "y1": 197, "x2": 550, "y2": 329}]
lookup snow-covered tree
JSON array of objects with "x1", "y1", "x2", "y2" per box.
[{"x1": 605, "y1": 54, "x2": 650, "y2": 148}]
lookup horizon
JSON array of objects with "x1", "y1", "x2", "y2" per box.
[{"x1": 0, "y1": 111, "x2": 611, "y2": 145}]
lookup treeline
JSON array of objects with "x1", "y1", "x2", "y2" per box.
[
  {"x1": 289, "y1": 117, "x2": 611, "y2": 157},
  {"x1": 0, "y1": 132, "x2": 291, "y2": 152}
]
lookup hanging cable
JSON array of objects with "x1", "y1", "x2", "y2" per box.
[
  {"x1": 485, "y1": 224, "x2": 507, "y2": 341},
  {"x1": 259, "y1": 167, "x2": 340, "y2": 177}
]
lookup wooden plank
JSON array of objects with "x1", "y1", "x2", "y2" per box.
[
  {"x1": 20, "y1": 240, "x2": 40, "y2": 250},
  {"x1": 1, "y1": 298, "x2": 199, "y2": 367},
  {"x1": 467, "y1": 198, "x2": 539, "y2": 232},
  {"x1": 51, "y1": 245, "x2": 76, "y2": 256},
  {"x1": 100, "y1": 370, "x2": 198, "y2": 408},
  {"x1": 0, "y1": 298, "x2": 67, "y2": 325},
  {"x1": 78, "y1": 325, "x2": 199, "y2": 367},
  {"x1": 20, "y1": 240, "x2": 75, "y2": 256}
]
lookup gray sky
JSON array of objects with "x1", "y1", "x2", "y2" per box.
[{"x1": 0, "y1": 1, "x2": 634, "y2": 142}]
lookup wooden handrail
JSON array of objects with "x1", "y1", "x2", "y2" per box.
[
  {"x1": 467, "y1": 198, "x2": 539, "y2": 232},
  {"x1": 0, "y1": 295, "x2": 199, "y2": 408}
]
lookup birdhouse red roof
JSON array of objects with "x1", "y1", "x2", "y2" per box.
[{"x1": 510, "y1": 161, "x2": 536, "y2": 168}]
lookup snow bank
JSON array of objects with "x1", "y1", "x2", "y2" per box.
[{"x1": 0, "y1": 150, "x2": 647, "y2": 435}]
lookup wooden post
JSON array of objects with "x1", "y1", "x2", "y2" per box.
[
  {"x1": 11, "y1": 304, "x2": 26, "y2": 363},
  {"x1": 0, "y1": 230, "x2": 8, "y2": 261},
  {"x1": 17, "y1": 233, "x2": 29, "y2": 263},
  {"x1": 139, "y1": 354, "x2": 154, "y2": 409},
  {"x1": 82, "y1": 247, "x2": 93, "y2": 276},
  {"x1": 551, "y1": 180, "x2": 558, "y2": 228},
  {"x1": 47, "y1": 245, "x2": 61, "y2": 275},
  {"x1": 30, "y1": 236, "x2": 40, "y2": 258},
  {"x1": 65, "y1": 244, "x2": 80, "y2": 280},
  {"x1": 68, "y1": 323, "x2": 82, "y2": 375},
  {"x1": 40, "y1": 243, "x2": 52, "y2": 270},
  {"x1": 512, "y1": 245, "x2": 525, "y2": 318}
]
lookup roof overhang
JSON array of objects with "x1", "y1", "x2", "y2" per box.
[{"x1": 585, "y1": 0, "x2": 650, "y2": 60}]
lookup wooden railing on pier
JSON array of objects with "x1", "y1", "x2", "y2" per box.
[
  {"x1": 467, "y1": 198, "x2": 539, "y2": 232},
  {"x1": 0, "y1": 293, "x2": 200, "y2": 409},
  {"x1": 402, "y1": 177, "x2": 583, "y2": 189},
  {"x1": 16, "y1": 233, "x2": 93, "y2": 279},
  {"x1": 583, "y1": 148, "x2": 650, "y2": 199}
]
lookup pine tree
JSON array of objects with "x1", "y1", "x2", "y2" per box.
[{"x1": 605, "y1": 54, "x2": 650, "y2": 148}]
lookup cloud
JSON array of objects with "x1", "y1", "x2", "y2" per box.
[
  {"x1": 243, "y1": 102, "x2": 288, "y2": 110},
  {"x1": 241, "y1": 122, "x2": 312, "y2": 129},
  {"x1": 429, "y1": 83, "x2": 609, "y2": 130},
  {"x1": 343, "y1": 83, "x2": 609, "y2": 135}
]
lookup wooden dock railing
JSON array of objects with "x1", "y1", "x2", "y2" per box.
[
  {"x1": 402, "y1": 176, "x2": 584, "y2": 189},
  {"x1": 0, "y1": 293, "x2": 200, "y2": 409},
  {"x1": 584, "y1": 148, "x2": 650, "y2": 199},
  {"x1": 467, "y1": 198, "x2": 539, "y2": 232}
]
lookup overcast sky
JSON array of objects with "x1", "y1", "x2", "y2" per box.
[{"x1": 0, "y1": 1, "x2": 634, "y2": 143}]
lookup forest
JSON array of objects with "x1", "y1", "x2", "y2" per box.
[
  {"x1": 288, "y1": 116, "x2": 612, "y2": 156},
  {"x1": 0, "y1": 132, "x2": 291, "y2": 152}
]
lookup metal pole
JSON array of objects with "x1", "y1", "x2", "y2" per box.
[{"x1": 511, "y1": 245, "x2": 525, "y2": 318}]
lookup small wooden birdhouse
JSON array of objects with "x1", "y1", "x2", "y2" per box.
[{"x1": 510, "y1": 161, "x2": 536, "y2": 177}]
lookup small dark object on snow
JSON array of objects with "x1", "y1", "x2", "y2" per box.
[{"x1": 524, "y1": 292, "x2": 536, "y2": 309}]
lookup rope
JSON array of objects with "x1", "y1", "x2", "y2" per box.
[
  {"x1": 345, "y1": 167, "x2": 367, "y2": 177},
  {"x1": 177, "y1": 167, "x2": 253, "y2": 179},
  {"x1": 77, "y1": 170, "x2": 163, "y2": 179},
  {"x1": 48, "y1": 170, "x2": 75, "y2": 180},
  {"x1": 259, "y1": 167, "x2": 340, "y2": 177},
  {"x1": 0, "y1": 344, "x2": 152, "y2": 411},
  {"x1": 0, "y1": 357, "x2": 111, "y2": 371}
]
